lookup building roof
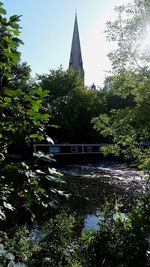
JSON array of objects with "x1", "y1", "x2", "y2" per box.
[{"x1": 69, "y1": 13, "x2": 84, "y2": 78}]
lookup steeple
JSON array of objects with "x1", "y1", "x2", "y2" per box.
[{"x1": 69, "y1": 13, "x2": 84, "y2": 78}]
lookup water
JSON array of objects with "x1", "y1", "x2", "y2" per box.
[
  {"x1": 60, "y1": 160, "x2": 148, "y2": 230},
  {"x1": 84, "y1": 211, "x2": 101, "y2": 231}
]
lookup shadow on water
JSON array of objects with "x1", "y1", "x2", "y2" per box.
[{"x1": 60, "y1": 160, "x2": 148, "y2": 230}]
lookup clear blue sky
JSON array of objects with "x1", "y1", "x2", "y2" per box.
[{"x1": 4, "y1": 0, "x2": 127, "y2": 86}]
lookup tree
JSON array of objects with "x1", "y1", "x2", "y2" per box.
[
  {"x1": 0, "y1": 3, "x2": 23, "y2": 90},
  {"x1": 0, "y1": 2, "x2": 50, "y2": 156},
  {"x1": 0, "y1": 2, "x2": 64, "y2": 227},
  {"x1": 7, "y1": 62, "x2": 33, "y2": 91},
  {"x1": 93, "y1": 0, "x2": 150, "y2": 168},
  {"x1": 105, "y1": 0, "x2": 150, "y2": 74},
  {"x1": 37, "y1": 68, "x2": 106, "y2": 143}
]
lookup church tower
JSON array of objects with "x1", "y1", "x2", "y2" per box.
[{"x1": 69, "y1": 13, "x2": 84, "y2": 78}]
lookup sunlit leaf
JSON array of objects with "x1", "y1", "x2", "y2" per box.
[
  {"x1": 33, "y1": 151, "x2": 54, "y2": 162},
  {"x1": 4, "y1": 97, "x2": 11, "y2": 103},
  {"x1": 3, "y1": 72, "x2": 13, "y2": 78},
  {"x1": 30, "y1": 133, "x2": 43, "y2": 141},
  {"x1": 21, "y1": 162, "x2": 29, "y2": 170},
  {"x1": 45, "y1": 135, "x2": 54, "y2": 144},
  {"x1": 46, "y1": 175, "x2": 65, "y2": 183},
  {"x1": 0, "y1": 7, "x2": 7, "y2": 14},
  {"x1": 3, "y1": 201, "x2": 15, "y2": 211},
  {"x1": 36, "y1": 169, "x2": 45, "y2": 174},
  {"x1": 42, "y1": 202, "x2": 48, "y2": 208},
  {"x1": 48, "y1": 167, "x2": 62, "y2": 176},
  {"x1": 0, "y1": 209, "x2": 6, "y2": 220}
]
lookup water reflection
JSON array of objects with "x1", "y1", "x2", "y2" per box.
[
  {"x1": 83, "y1": 210, "x2": 101, "y2": 231},
  {"x1": 83, "y1": 210, "x2": 128, "y2": 232}
]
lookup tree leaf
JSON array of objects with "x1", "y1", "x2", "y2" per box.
[
  {"x1": 41, "y1": 202, "x2": 48, "y2": 208},
  {"x1": 0, "y1": 7, "x2": 7, "y2": 15},
  {"x1": 3, "y1": 72, "x2": 13, "y2": 78},
  {"x1": 3, "y1": 201, "x2": 15, "y2": 211},
  {"x1": 30, "y1": 133, "x2": 43, "y2": 141},
  {"x1": 0, "y1": 209, "x2": 6, "y2": 220},
  {"x1": 4, "y1": 97, "x2": 11, "y2": 103},
  {"x1": 45, "y1": 135, "x2": 54, "y2": 144}
]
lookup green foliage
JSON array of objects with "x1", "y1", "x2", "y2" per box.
[
  {"x1": 7, "y1": 62, "x2": 32, "y2": 91},
  {"x1": 105, "y1": 0, "x2": 150, "y2": 74},
  {"x1": 0, "y1": 2, "x2": 64, "y2": 252},
  {"x1": 0, "y1": 86, "x2": 49, "y2": 153},
  {"x1": 0, "y1": 183, "x2": 14, "y2": 220},
  {"x1": 93, "y1": 68, "x2": 150, "y2": 168},
  {"x1": 28, "y1": 213, "x2": 81, "y2": 267},
  {"x1": 0, "y1": 2, "x2": 50, "y2": 155},
  {"x1": 0, "y1": 152, "x2": 66, "y2": 225},
  {"x1": 3, "y1": 195, "x2": 148, "y2": 267},
  {"x1": 0, "y1": 227, "x2": 38, "y2": 266},
  {"x1": 82, "y1": 195, "x2": 150, "y2": 267},
  {"x1": 0, "y1": 2, "x2": 23, "y2": 85},
  {"x1": 93, "y1": 1, "x2": 150, "y2": 168},
  {"x1": 36, "y1": 67, "x2": 106, "y2": 143},
  {"x1": 0, "y1": 1, "x2": 149, "y2": 267},
  {"x1": 91, "y1": 3, "x2": 150, "y2": 263},
  {"x1": 0, "y1": 195, "x2": 149, "y2": 266}
]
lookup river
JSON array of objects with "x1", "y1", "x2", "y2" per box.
[{"x1": 59, "y1": 160, "x2": 149, "y2": 230}]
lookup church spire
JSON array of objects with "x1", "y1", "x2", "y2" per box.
[{"x1": 69, "y1": 13, "x2": 84, "y2": 78}]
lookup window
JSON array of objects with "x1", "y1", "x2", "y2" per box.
[
  {"x1": 71, "y1": 146, "x2": 78, "y2": 153},
  {"x1": 87, "y1": 146, "x2": 92, "y2": 152},
  {"x1": 49, "y1": 146, "x2": 60, "y2": 154}
]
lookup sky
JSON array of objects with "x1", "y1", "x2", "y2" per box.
[{"x1": 4, "y1": 0, "x2": 131, "y2": 87}]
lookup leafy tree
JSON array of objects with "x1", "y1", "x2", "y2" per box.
[
  {"x1": 90, "y1": 2, "x2": 150, "y2": 265},
  {"x1": 7, "y1": 62, "x2": 33, "y2": 91},
  {"x1": 0, "y1": 85, "x2": 49, "y2": 157},
  {"x1": 0, "y1": 1, "x2": 63, "y2": 227},
  {"x1": 0, "y1": 152, "x2": 66, "y2": 225},
  {"x1": 0, "y1": 2, "x2": 49, "y2": 156},
  {"x1": 91, "y1": 5, "x2": 150, "y2": 263},
  {"x1": 105, "y1": 0, "x2": 150, "y2": 74},
  {"x1": 37, "y1": 67, "x2": 106, "y2": 143},
  {"x1": 0, "y1": 3, "x2": 23, "y2": 90},
  {"x1": 93, "y1": 0, "x2": 150, "y2": 168},
  {"x1": 77, "y1": 195, "x2": 150, "y2": 267}
]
